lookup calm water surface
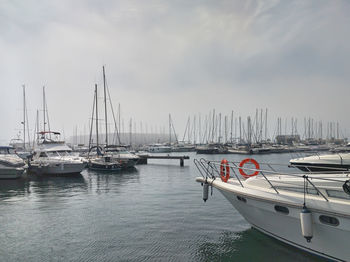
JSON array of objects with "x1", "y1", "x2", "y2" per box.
[{"x1": 0, "y1": 152, "x2": 327, "y2": 261}]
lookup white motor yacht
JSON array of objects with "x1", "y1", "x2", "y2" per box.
[
  {"x1": 0, "y1": 146, "x2": 26, "y2": 179},
  {"x1": 29, "y1": 132, "x2": 86, "y2": 175},
  {"x1": 195, "y1": 158, "x2": 350, "y2": 261},
  {"x1": 104, "y1": 145, "x2": 139, "y2": 169},
  {"x1": 147, "y1": 143, "x2": 172, "y2": 153},
  {"x1": 290, "y1": 153, "x2": 350, "y2": 172}
]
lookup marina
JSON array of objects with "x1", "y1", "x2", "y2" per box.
[{"x1": 1, "y1": 1, "x2": 350, "y2": 261}]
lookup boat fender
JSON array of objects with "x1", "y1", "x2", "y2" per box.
[
  {"x1": 300, "y1": 206, "x2": 313, "y2": 243},
  {"x1": 343, "y1": 180, "x2": 350, "y2": 196},
  {"x1": 203, "y1": 180, "x2": 209, "y2": 202},
  {"x1": 220, "y1": 159, "x2": 230, "y2": 182},
  {"x1": 239, "y1": 158, "x2": 260, "y2": 178}
]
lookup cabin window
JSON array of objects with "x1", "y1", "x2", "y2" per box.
[
  {"x1": 274, "y1": 205, "x2": 289, "y2": 215},
  {"x1": 319, "y1": 215, "x2": 339, "y2": 226},
  {"x1": 57, "y1": 151, "x2": 67, "y2": 156},
  {"x1": 326, "y1": 190, "x2": 350, "y2": 200},
  {"x1": 39, "y1": 152, "x2": 48, "y2": 157},
  {"x1": 237, "y1": 196, "x2": 247, "y2": 203},
  {"x1": 48, "y1": 152, "x2": 59, "y2": 157}
]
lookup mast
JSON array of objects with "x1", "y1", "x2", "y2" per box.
[
  {"x1": 22, "y1": 85, "x2": 26, "y2": 149},
  {"x1": 212, "y1": 109, "x2": 215, "y2": 143},
  {"x1": 103, "y1": 66, "x2": 108, "y2": 146},
  {"x1": 129, "y1": 118, "x2": 132, "y2": 147},
  {"x1": 239, "y1": 116, "x2": 242, "y2": 143},
  {"x1": 169, "y1": 114, "x2": 171, "y2": 145},
  {"x1": 230, "y1": 110, "x2": 233, "y2": 143},
  {"x1": 265, "y1": 108, "x2": 268, "y2": 141},
  {"x1": 36, "y1": 110, "x2": 39, "y2": 144},
  {"x1": 95, "y1": 84, "x2": 99, "y2": 148},
  {"x1": 118, "y1": 103, "x2": 121, "y2": 143},
  {"x1": 43, "y1": 86, "x2": 46, "y2": 134}
]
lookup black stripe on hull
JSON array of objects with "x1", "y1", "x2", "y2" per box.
[{"x1": 290, "y1": 162, "x2": 350, "y2": 172}]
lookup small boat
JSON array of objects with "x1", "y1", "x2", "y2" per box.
[
  {"x1": 147, "y1": 143, "x2": 172, "y2": 153},
  {"x1": 290, "y1": 153, "x2": 350, "y2": 172},
  {"x1": 0, "y1": 146, "x2": 26, "y2": 179},
  {"x1": 87, "y1": 146, "x2": 122, "y2": 171},
  {"x1": 195, "y1": 158, "x2": 350, "y2": 262},
  {"x1": 104, "y1": 145, "x2": 139, "y2": 169},
  {"x1": 171, "y1": 142, "x2": 196, "y2": 152},
  {"x1": 29, "y1": 131, "x2": 86, "y2": 175},
  {"x1": 196, "y1": 144, "x2": 219, "y2": 154},
  {"x1": 330, "y1": 143, "x2": 350, "y2": 153},
  {"x1": 196, "y1": 143, "x2": 227, "y2": 154},
  {"x1": 9, "y1": 138, "x2": 31, "y2": 160}
]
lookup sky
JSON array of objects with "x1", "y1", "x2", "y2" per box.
[{"x1": 1, "y1": 0, "x2": 350, "y2": 144}]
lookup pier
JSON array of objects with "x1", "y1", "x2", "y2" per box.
[{"x1": 137, "y1": 154, "x2": 190, "y2": 166}]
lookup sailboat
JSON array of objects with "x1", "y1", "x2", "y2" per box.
[
  {"x1": 10, "y1": 85, "x2": 32, "y2": 159},
  {"x1": 97, "y1": 66, "x2": 139, "y2": 169},
  {"x1": 87, "y1": 79, "x2": 122, "y2": 172}
]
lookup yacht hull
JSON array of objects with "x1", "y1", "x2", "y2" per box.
[
  {"x1": 290, "y1": 162, "x2": 350, "y2": 172},
  {"x1": 148, "y1": 147, "x2": 172, "y2": 153},
  {"x1": 0, "y1": 167, "x2": 25, "y2": 179},
  {"x1": 217, "y1": 187, "x2": 349, "y2": 262},
  {"x1": 88, "y1": 162, "x2": 121, "y2": 171},
  {"x1": 29, "y1": 162, "x2": 85, "y2": 175}
]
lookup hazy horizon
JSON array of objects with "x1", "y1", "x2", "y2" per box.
[{"x1": 1, "y1": 0, "x2": 350, "y2": 144}]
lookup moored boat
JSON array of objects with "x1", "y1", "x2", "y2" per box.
[
  {"x1": 290, "y1": 153, "x2": 350, "y2": 172},
  {"x1": 0, "y1": 146, "x2": 26, "y2": 179},
  {"x1": 29, "y1": 131, "x2": 86, "y2": 175},
  {"x1": 104, "y1": 145, "x2": 139, "y2": 169},
  {"x1": 195, "y1": 158, "x2": 350, "y2": 261}
]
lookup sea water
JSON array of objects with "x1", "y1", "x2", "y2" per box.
[{"x1": 0, "y1": 152, "x2": 327, "y2": 261}]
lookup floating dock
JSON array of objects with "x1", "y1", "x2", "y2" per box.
[{"x1": 137, "y1": 154, "x2": 190, "y2": 166}]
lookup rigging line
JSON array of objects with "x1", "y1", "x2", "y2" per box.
[
  {"x1": 88, "y1": 89, "x2": 96, "y2": 150},
  {"x1": 105, "y1": 79, "x2": 121, "y2": 145}
]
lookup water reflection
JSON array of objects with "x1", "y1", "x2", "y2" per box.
[
  {"x1": 85, "y1": 168, "x2": 140, "y2": 195},
  {"x1": 0, "y1": 178, "x2": 30, "y2": 200},
  {"x1": 0, "y1": 167, "x2": 141, "y2": 203},
  {"x1": 196, "y1": 228, "x2": 327, "y2": 262}
]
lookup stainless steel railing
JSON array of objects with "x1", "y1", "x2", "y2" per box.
[{"x1": 194, "y1": 158, "x2": 350, "y2": 202}]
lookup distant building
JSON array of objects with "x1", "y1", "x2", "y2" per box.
[{"x1": 275, "y1": 135, "x2": 300, "y2": 145}]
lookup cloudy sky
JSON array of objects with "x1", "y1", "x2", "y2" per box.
[{"x1": 1, "y1": 0, "x2": 350, "y2": 143}]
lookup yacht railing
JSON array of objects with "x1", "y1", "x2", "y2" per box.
[{"x1": 194, "y1": 158, "x2": 350, "y2": 202}]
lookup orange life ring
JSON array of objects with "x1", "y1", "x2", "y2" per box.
[
  {"x1": 220, "y1": 159, "x2": 230, "y2": 182},
  {"x1": 239, "y1": 158, "x2": 260, "y2": 178}
]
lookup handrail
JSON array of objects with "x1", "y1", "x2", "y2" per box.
[
  {"x1": 203, "y1": 160, "x2": 349, "y2": 182},
  {"x1": 194, "y1": 158, "x2": 350, "y2": 202}
]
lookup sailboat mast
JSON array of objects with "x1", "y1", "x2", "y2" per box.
[
  {"x1": 103, "y1": 66, "x2": 108, "y2": 146},
  {"x1": 23, "y1": 85, "x2": 26, "y2": 149},
  {"x1": 43, "y1": 86, "x2": 46, "y2": 134},
  {"x1": 36, "y1": 110, "x2": 39, "y2": 144},
  {"x1": 169, "y1": 114, "x2": 171, "y2": 145},
  {"x1": 95, "y1": 84, "x2": 99, "y2": 148}
]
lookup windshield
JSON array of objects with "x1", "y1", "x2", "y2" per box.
[
  {"x1": 57, "y1": 151, "x2": 73, "y2": 157},
  {"x1": 47, "y1": 151, "x2": 59, "y2": 157},
  {"x1": 0, "y1": 148, "x2": 16, "y2": 154}
]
